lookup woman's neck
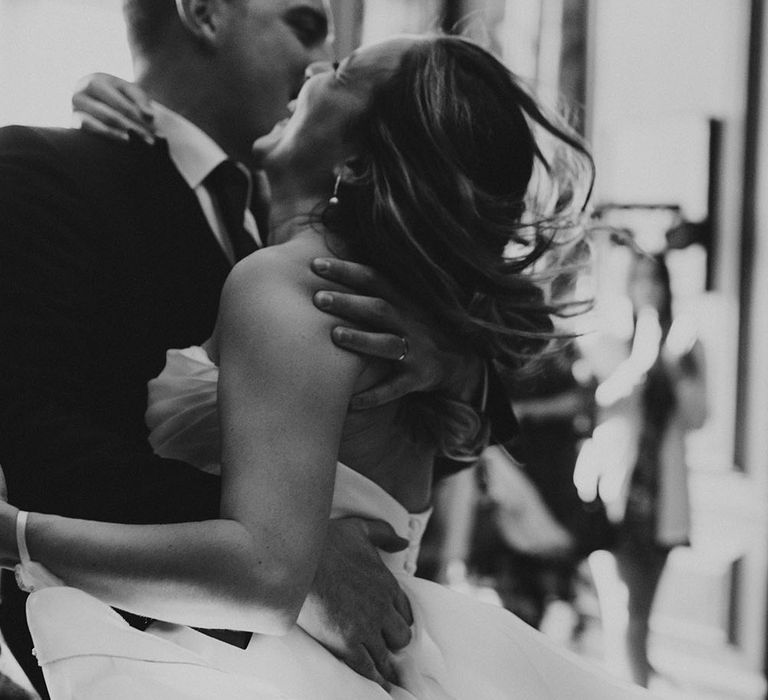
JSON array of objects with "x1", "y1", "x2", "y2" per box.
[{"x1": 265, "y1": 170, "x2": 329, "y2": 247}]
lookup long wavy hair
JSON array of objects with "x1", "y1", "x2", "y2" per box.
[{"x1": 323, "y1": 36, "x2": 594, "y2": 452}]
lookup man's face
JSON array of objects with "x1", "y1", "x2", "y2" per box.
[{"x1": 222, "y1": 0, "x2": 331, "y2": 141}]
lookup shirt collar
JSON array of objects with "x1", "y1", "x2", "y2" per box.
[{"x1": 151, "y1": 101, "x2": 229, "y2": 189}]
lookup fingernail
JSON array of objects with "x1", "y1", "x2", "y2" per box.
[
  {"x1": 332, "y1": 328, "x2": 347, "y2": 342},
  {"x1": 315, "y1": 291, "x2": 332, "y2": 308},
  {"x1": 312, "y1": 258, "x2": 330, "y2": 274}
]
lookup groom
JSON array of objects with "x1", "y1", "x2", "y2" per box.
[{"x1": 0, "y1": 1, "x2": 424, "y2": 695}]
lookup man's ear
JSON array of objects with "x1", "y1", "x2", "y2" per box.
[{"x1": 175, "y1": 0, "x2": 229, "y2": 46}]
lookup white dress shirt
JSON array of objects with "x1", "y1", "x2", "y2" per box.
[{"x1": 152, "y1": 102, "x2": 262, "y2": 263}]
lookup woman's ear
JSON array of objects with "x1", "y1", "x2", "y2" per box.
[{"x1": 175, "y1": 0, "x2": 228, "y2": 47}]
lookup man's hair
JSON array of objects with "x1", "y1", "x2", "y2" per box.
[{"x1": 122, "y1": 0, "x2": 178, "y2": 56}]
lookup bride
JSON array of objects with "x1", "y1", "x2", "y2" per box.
[{"x1": 0, "y1": 35, "x2": 650, "y2": 699}]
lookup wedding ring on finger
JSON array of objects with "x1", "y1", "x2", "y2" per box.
[{"x1": 396, "y1": 336, "x2": 409, "y2": 362}]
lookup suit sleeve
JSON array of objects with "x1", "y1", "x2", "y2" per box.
[{"x1": 0, "y1": 126, "x2": 220, "y2": 523}]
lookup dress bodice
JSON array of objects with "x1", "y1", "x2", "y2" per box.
[{"x1": 145, "y1": 346, "x2": 431, "y2": 576}]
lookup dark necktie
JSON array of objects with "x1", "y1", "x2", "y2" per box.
[{"x1": 205, "y1": 160, "x2": 259, "y2": 261}]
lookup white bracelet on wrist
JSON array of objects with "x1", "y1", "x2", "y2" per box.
[
  {"x1": 16, "y1": 510, "x2": 30, "y2": 567},
  {"x1": 13, "y1": 510, "x2": 64, "y2": 593}
]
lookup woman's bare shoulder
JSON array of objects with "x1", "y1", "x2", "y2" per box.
[
  {"x1": 222, "y1": 237, "x2": 310, "y2": 308},
  {"x1": 216, "y1": 235, "x2": 361, "y2": 374},
  {"x1": 225, "y1": 233, "x2": 343, "y2": 302}
]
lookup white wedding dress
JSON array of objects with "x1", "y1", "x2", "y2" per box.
[{"x1": 22, "y1": 346, "x2": 651, "y2": 699}]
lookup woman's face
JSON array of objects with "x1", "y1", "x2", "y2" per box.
[{"x1": 252, "y1": 36, "x2": 422, "y2": 177}]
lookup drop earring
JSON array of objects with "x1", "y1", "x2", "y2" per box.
[{"x1": 329, "y1": 173, "x2": 342, "y2": 206}]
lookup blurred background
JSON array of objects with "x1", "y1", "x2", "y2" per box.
[{"x1": 0, "y1": 1, "x2": 765, "y2": 698}]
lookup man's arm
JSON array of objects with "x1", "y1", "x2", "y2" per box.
[{"x1": 299, "y1": 518, "x2": 412, "y2": 689}]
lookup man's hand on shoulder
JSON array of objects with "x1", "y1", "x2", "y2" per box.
[
  {"x1": 310, "y1": 257, "x2": 485, "y2": 410},
  {"x1": 297, "y1": 517, "x2": 413, "y2": 690}
]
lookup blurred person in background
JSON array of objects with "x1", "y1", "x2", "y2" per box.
[
  {"x1": 589, "y1": 252, "x2": 707, "y2": 687},
  {"x1": 469, "y1": 342, "x2": 611, "y2": 636},
  {"x1": 419, "y1": 443, "x2": 577, "y2": 618},
  {"x1": 499, "y1": 343, "x2": 608, "y2": 634}
]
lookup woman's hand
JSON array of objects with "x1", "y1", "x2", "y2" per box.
[
  {"x1": 311, "y1": 258, "x2": 484, "y2": 409},
  {"x1": 72, "y1": 73, "x2": 156, "y2": 144}
]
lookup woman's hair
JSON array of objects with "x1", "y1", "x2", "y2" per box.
[
  {"x1": 323, "y1": 36, "x2": 594, "y2": 453},
  {"x1": 326, "y1": 36, "x2": 593, "y2": 365}
]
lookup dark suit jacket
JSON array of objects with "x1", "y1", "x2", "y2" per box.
[
  {"x1": 0, "y1": 127, "x2": 228, "y2": 523},
  {"x1": 0, "y1": 126, "x2": 233, "y2": 694}
]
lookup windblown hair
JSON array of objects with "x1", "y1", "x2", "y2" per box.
[
  {"x1": 323, "y1": 36, "x2": 594, "y2": 454},
  {"x1": 122, "y1": 0, "x2": 178, "y2": 56},
  {"x1": 326, "y1": 36, "x2": 593, "y2": 369}
]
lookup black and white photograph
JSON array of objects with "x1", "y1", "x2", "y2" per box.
[{"x1": 0, "y1": 1, "x2": 763, "y2": 698}]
